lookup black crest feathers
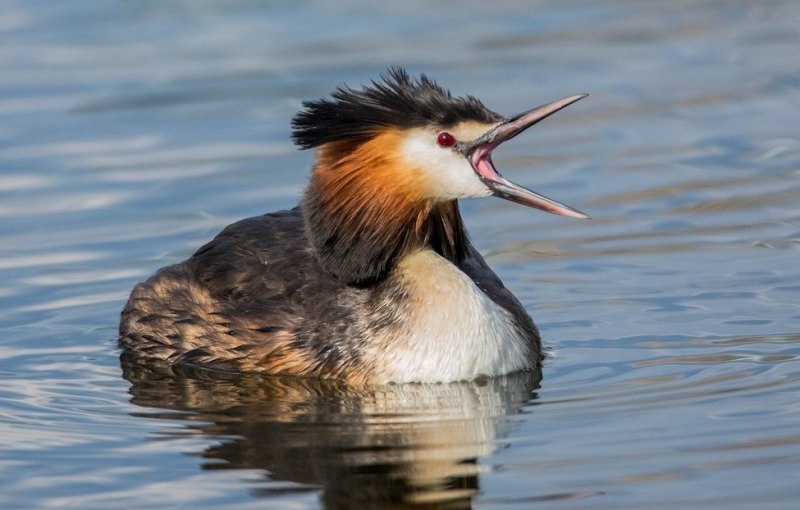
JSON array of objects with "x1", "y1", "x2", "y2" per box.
[{"x1": 292, "y1": 67, "x2": 502, "y2": 149}]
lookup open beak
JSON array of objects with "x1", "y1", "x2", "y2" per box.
[{"x1": 462, "y1": 94, "x2": 590, "y2": 219}]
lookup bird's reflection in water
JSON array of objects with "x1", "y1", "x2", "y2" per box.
[{"x1": 120, "y1": 353, "x2": 541, "y2": 509}]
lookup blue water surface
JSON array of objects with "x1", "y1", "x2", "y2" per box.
[{"x1": 1, "y1": 1, "x2": 799, "y2": 509}]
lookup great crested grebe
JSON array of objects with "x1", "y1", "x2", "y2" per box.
[{"x1": 119, "y1": 68, "x2": 588, "y2": 384}]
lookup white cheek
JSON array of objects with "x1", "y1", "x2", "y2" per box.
[{"x1": 402, "y1": 132, "x2": 491, "y2": 199}]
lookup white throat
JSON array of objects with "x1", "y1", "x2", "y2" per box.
[{"x1": 370, "y1": 250, "x2": 529, "y2": 384}]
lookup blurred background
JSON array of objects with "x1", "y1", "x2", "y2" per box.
[{"x1": 1, "y1": 1, "x2": 798, "y2": 509}]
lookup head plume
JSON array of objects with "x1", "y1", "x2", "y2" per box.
[{"x1": 292, "y1": 67, "x2": 501, "y2": 150}]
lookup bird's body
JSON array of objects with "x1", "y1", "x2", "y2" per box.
[
  {"x1": 121, "y1": 206, "x2": 535, "y2": 384},
  {"x1": 119, "y1": 69, "x2": 587, "y2": 384}
]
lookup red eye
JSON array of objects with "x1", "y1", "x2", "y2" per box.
[{"x1": 437, "y1": 132, "x2": 457, "y2": 148}]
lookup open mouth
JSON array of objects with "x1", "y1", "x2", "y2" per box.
[{"x1": 463, "y1": 94, "x2": 589, "y2": 219}]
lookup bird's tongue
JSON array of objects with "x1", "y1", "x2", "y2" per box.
[
  {"x1": 465, "y1": 94, "x2": 590, "y2": 219},
  {"x1": 470, "y1": 146, "x2": 502, "y2": 182}
]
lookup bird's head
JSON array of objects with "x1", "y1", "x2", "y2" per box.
[
  {"x1": 293, "y1": 68, "x2": 587, "y2": 284},
  {"x1": 293, "y1": 67, "x2": 588, "y2": 220}
]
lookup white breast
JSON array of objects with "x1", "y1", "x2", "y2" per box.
[{"x1": 370, "y1": 250, "x2": 530, "y2": 384}]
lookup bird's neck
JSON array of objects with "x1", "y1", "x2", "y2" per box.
[{"x1": 302, "y1": 139, "x2": 469, "y2": 285}]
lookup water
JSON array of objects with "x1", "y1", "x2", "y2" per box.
[{"x1": 1, "y1": 1, "x2": 799, "y2": 508}]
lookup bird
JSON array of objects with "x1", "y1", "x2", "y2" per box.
[{"x1": 118, "y1": 68, "x2": 588, "y2": 385}]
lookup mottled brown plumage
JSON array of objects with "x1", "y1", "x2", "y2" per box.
[{"x1": 119, "y1": 205, "x2": 538, "y2": 384}]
